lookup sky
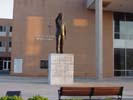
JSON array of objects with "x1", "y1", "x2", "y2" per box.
[{"x1": 0, "y1": 0, "x2": 14, "y2": 19}]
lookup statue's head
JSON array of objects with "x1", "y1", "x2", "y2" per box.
[{"x1": 58, "y1": 12, "x2": 62, "y2": 19}]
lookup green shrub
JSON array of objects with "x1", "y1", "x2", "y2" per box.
[
  {"x1": 28, "y1": 95, "x2": 48, "y2": 100},
  {"x1": 0, "y1": 96, "x2": 23, "y2": 100},
  {"x1": 104, "y1": 98, "x2": 112, "y2": 100}
]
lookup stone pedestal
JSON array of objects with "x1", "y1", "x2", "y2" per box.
[{"x1": 48, "y1": 53, "x2": 74, "y2": 85}]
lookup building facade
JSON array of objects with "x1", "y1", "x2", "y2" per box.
[
  {"x1": 0, "y1": 19, "x2": 12, "y2": 73},
  {"x1": 1, "y1": 0, "x2": 133, "y2": 78},
  {"x1": 87, "y1": 0, "x2": 133, "y2": 78}
]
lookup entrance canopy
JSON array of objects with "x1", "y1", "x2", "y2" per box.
[{"x1": 87, "y1": 0, "x2": 133, "y2": 13}]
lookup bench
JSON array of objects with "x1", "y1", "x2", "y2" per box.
[
  {"x1": 58, "y1": 86, "x2": 123, "y2": 100},
  {"x1": 92, "y1": 87, "x2": 123, "y2": 100},
  {"x1": 58, "y1": 87, "x2": 92, "y2": 100},
  {"x1": 6, "y1": 91, "x2": 21, "y2": 96}
]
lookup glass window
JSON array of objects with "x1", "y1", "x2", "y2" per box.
[
  {"x1": 0, "y1": 60, "x2": 2, "y2": 70},
  {"x1": 0, "y1": 26, "x2": 2, "y2": 32},
  {"x1": 2, "y1": 41, "x2": 5, "y2": 47},
  {"x1": 114, "y1": 12, "x2": 125, "y2": 39},
  {"x1": 10, "y1": 26, "x2": 12, "y2": 32},
  {"x1": 114, "y1": 71, "x2": 125, "y2": 76},
  {"x1": 114, "y1": 48, "x2": 125, "y2": 70},
  {"x1": 126, "y1": 13, "x2": 133, "y2": 21},
  {"x1": 0, "y1": 26, "x2": 6, "y2": 32},
  {"x1": 114, "y1": 21, "x2": 120, "y2": 33},
  {"x1": 114, "y1": 12, "x2": 133, "y2": 77},
  {"x1": 127, "y1": 49, "x2": 133, "y2": 70},
  {"x1": 0, "y1": 41, "x2": 5, "y2": 47},
  {"x1": 126, "y1": 71, "x2": 133, "y2": 76},
  {"x1": 9, "y1": 41, "x2": 12, "y2": 47},
  {"x1": 40, "y1": 60, "x2": 48, "y2": 69},
  {"x1": 114, "y1": 12, "x2": 125, "y2": 21},
  {"x1": 3, "y1": 26, "x2": 6, "y2": 32},
  {"x1": 0, "y1": 41, "x2": 2, "y2": 47}
]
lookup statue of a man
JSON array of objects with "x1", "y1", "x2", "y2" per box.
[{"x1": 55, "y1": 13, "x2": 66, "y2": 53}]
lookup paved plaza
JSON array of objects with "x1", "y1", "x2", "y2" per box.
[{"x1": 0, "y1": 76, "x2": 133, "y2": 100}]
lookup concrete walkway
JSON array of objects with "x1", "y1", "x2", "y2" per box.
[{"x1": 0, "y1": 76, "x2": 133, "y2": 100}]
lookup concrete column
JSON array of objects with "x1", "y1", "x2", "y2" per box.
[{"x1": 95, "y1": 0, "x2": 103, "y2": 79}]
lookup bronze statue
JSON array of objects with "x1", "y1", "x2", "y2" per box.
[{"x1": 55, "y1": 13, "x2": 66, "y2": 53}]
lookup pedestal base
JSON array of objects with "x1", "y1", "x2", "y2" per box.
[{"x1": 48, "y1": 53, "x2": 74, "y2": 85}]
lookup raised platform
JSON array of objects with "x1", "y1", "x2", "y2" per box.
[{"x1": 48, "y1": 53, "x2": 74, "y2": 85}]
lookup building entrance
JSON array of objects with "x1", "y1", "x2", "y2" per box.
[
  {"x1": 0, "y1": 57, "x2": 11, "y2": 73},
  {"x1": 3, "y1": 60, "x2": 11, "y2": 71}
]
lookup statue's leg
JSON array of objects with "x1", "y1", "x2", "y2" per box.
[
  {"x1": 58, "y1": 35, "x2": 61, "y2": 53},
  {"x1": 56, "y1": 36, "x2": 59, "y2": 53},
  {"x1": 60, "y1": 36, "x2": 63, "y2": 53}
]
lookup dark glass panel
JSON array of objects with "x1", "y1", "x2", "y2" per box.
[
  {"x1": 126, "y1": 13, "x2": 133, "y2": 21},
  {"x1": 114, "y1": 12, "x2": 125, "y2": 21},
  {"x1": 114, "y1": 21, "x2": 120, "y2": 33},
  {"x1": 10, "y1": 26, "x2": 12, "y2": 32},
  {"x1": 4, "y1": 62, "x2": 7, "y2": 69},
  {"x1": 40, "y1": 60, "x2": 48, "y2": 69},
  {"x1": 114, "y1": 12, "x2": 125, "y2": 39},
  {"x1": 114, "y1": 71, "x2": 125, "y2": 76},
  {"x1": 0, "y1": 60, "x2": 3, "y2": 70},
  {"x1": 126, "y1": 71, "x2": 133, "y2": 76},
  {"x1": 0, "y1": 26, "x2": 2, "y2": 32},
  {"x1": 9, "y1": 41, "x2": 12, "y2": 47},
  {"x1": 127, "y1": 49, "x2": 133, "y2": 70},
  {"x1": 114, "y1": 48, "x2": 125, "y2": 70},
  {"x1": 0, "y1": 41, "x2": 2, "y2": 47},
  {"x1": 114, "y1": 33, "x2": 120, "y2": 39}
]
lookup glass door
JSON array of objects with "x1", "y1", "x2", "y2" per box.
[{"x1": 3, "y1": 60, "x2": 11, "y2": 71}]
